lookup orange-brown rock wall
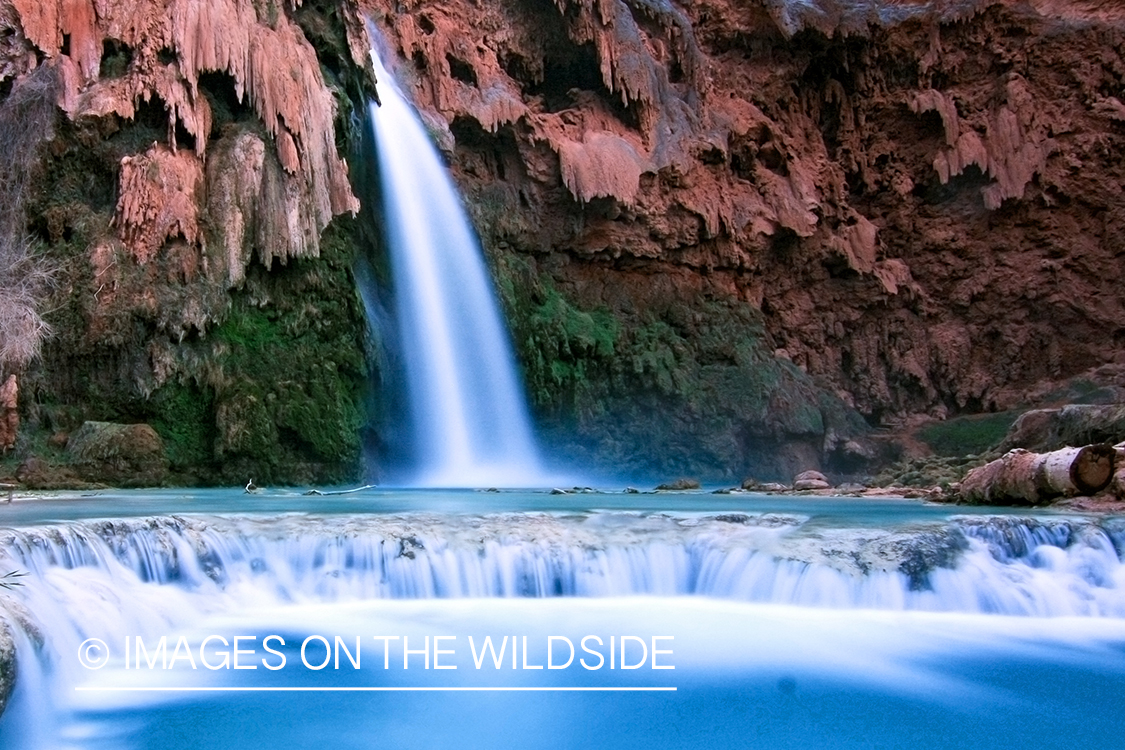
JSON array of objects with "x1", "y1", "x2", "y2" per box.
[
  {"x1": 364, "y1": 0, "x2": 1125, "y2": 451},
  {"x1": 0, "y1": 0, "x2": 377, "y2": 485}
]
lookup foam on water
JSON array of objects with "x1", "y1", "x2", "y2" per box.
[
  {"x1": 1, "y1": 513, "x2": 1122, "y2": 619},
  {"x1": 0, "y1": 511, "x2": 1123, "y2": 748}
]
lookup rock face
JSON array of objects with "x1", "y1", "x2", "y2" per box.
[
  {"x1": 0, "y1": 619, "x2": 13, "y2": 718},
  {"x1": 66, "y1": 421, "x2": 168, "y2": 486},
  {"x1": 361, "y1": 0, "x2": 1125, "y2": 479},
  {"x1": 0, "y1": 0, "x2": 377, "y2": 484},
  {"x1": 4, "y1": 0, "x2": 1125, "y2": 483},
  {"x1": 0, "y1": 375, "x2": 16, "y2": 452}
]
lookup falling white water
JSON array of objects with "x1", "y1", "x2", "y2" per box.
[{"x1": 366, "y1": 48, "x2": 544, "y2": 487}]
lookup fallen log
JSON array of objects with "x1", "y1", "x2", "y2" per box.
[{"x1": 959, "y1": 444, "x2": 1116, "y2": 505}]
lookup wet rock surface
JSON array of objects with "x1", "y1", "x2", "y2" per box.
[{"x1": 66, "y1": 421, "x2": 168, "y2": 487}]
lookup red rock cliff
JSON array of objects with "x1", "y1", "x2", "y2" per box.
[
  {"x1": 360, "y1": 0, "x2": 1125, "y2": 479},
  {"x1": 4, "y1": 0, "x2": 1125, "y2": 483},
  {"x1": 0, "y1": 0, "x2": 376, "y2": 485}
]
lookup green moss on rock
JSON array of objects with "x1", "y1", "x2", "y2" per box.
[
  {"x1": 201, "y1": 219, "x2": 368, "y2": 484},
  {"x1": 493, "y1": 253, "x2": 869, "y2": 481},
  {"x1": 917, "y1": 411, "x2": 1018, "y2": 457},
  {"x1": 149, "y1": 382, "x2": 216, "y2": 471}
]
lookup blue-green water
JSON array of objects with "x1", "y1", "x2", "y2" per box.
[
  {"x1": 0, "y1": 489, "x2": 1122, "y2": 748},
  {"x1": 0, "y1": 486, "x2": 1076, "y2": 526}
]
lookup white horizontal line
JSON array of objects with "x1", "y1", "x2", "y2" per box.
[{"x1": 75, "y1": 686, "x2": 676, "y2": 692}]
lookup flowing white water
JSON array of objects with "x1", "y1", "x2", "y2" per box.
[
  {"x1": 366, "y1": 47, "x2": 544, "y2": 487},
  {"x1": 1, "y1": 511, "x2": 1124, "y2": 748},
  {"x1": 2, "y1": 513, "x2": 1123, "y2": 617}
]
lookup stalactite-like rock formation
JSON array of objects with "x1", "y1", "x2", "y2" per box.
[
  {"x1": 5, "y1": 0, "x2": 360, "y2": 272},
  {"x1": 3, "y1": 0, "x2": 1123, "y2": 484},
  {"x1": 363, "y1": 0, "x2": 1125, "y2": 479},
  {"x1": 0, "y1": 0, "x2": 374, "y2": 485}
]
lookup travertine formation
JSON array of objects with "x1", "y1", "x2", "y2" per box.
[
  {"x1": 363, "y1": 0, "x2": 1125, "y2": 477},
  {"x1": 0, "y1": 0, "x2": 373, "y2": 484},
  {"x1": 2, "y1": 0, "x2": 1125, "y2": 483},
  {"x1": 2, "y1": 0, "x2": 360, "y2": 284},
  {"x1": 0, "y1": 375, "x2": 16, "y2": 452}
]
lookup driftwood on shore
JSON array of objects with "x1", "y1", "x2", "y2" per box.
[{"x1": 959, "y1": 445, "x2": 1116, "y2": 505}]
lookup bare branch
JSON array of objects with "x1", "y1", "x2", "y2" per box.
[{"x1": 0, "y1": 65, "x2": 60, "y2": 372}]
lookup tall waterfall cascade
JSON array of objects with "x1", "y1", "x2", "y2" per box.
[{"x1": 366, "y1": 47, "x2": 545, "y2": 487}]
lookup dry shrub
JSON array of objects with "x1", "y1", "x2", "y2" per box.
[{"x1": 0, "y1": 65, "x2": 58, "y2": 371}]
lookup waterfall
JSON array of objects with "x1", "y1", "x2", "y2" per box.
[
  {"x1": 2, "y1": 512, "x2": 1123, "y2": 748},
  {"x1": 366, "y1": 47, "x2": 544, "y2": 487},
  {"x1": 2, "y1": 514, "x2": 1122, "y2": 618}
]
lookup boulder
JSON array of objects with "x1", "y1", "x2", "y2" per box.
[
  {"x1": 1113, "y1": 442, "x2": 1125, "y2": 499},
  {"x1": 13, "y1": 456, "x2": 85, "y2": 490},
  {"x1": 793, "y1": 470, "x2": 831, "y2": 490},
  {"x1": 14, "y1": 456, "x2": 48, "y2": 485},
  {"x1": 655, "y1": 478, "x2": 701, "y2": 491},
  {"x1": 66, "y1": 422, "x2": 168, "y2": 487},
  {"x1": 1000, "y1": 405, "x2": 1125, "y2": 453}
]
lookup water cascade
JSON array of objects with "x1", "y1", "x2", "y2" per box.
[
  {"x1": 1, "y1": 510, "x2": 1124, "y2": 748},
  {"x1": 366, "y1": 47, "x2": 544, "y2": 487},
  {"x1": 2, "y1": 513, "x2": 1122, "y2": 617}
]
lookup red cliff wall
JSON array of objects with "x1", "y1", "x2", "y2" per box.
[{"x1": 363, "y1": 0, "x2": 1125, "y2": 479}]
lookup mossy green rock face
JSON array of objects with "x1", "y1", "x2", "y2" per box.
[
  {"x1": 8, "y1": 0, "x2": 377, "y2": 489},
  {"x1": 146, "y1": 219, "x2": 370, "y2": 486},
  {"x1": 492, "y1": 253, "x2": 872, "y2": 482},
  {"x1": 29, "y1": 208, "x2": 371, "y2": 487},
  {"x1": 917, "y1": 412, "x2": 1019, "y2": 457},
  {"x1": 67, "y1": 421, "x2": 168, "y2": 487}
]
